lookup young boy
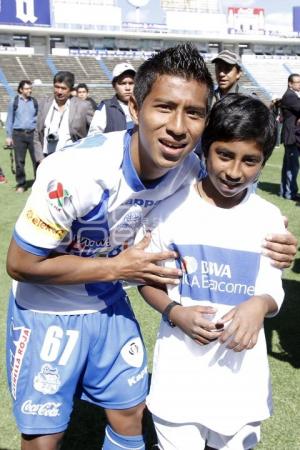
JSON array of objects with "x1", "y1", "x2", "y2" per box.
[{"x1": 139, "y1": 94, "x2": 286, "y2": 450}]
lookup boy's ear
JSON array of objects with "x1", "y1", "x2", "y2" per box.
[{"x1": 128, "y1": 95, "x2": 139, "y2": 126}]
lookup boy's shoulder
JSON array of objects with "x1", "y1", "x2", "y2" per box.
[{"x1": 248, "y1": 192, "x2": 282, "y2": 215}]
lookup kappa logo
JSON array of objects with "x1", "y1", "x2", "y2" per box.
[
  {"x1": 120, "y1": 337, "x2": 144, "y2": 368},
  {"x1": 33, "y1": 364, "x2": 61, "y2": 395},
  {"x1": 47, "y1": 181, "x2": 71, "y2": 209}
]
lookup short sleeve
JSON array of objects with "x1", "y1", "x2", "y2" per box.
[{"x1": 14, "y1": 150, "x2": 103, "y2": 254}]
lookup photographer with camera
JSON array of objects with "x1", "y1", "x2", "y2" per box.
[
  {"x1": 5, "y1": 80, "x2": 38, "y2": 193},
  {"x1": 33, "y1": 71, "x2": 94, "y2": 163}
]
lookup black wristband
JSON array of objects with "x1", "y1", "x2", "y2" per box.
[{"x1": 162, "y1": 301, "x2": 181, "y2": 327}]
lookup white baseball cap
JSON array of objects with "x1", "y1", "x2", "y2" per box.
[{"x1": 112, "y1": 62, "x2": 136, "y2": 81}]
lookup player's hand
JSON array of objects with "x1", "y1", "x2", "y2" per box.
[
  {"x1": 114, "y1": 233, "x2": 181, "y2": 285},
  {"x1": 262, "y1": 229, "x2": 297, "y2": 269},
  {"x1": 217, "y1": 296, "x2": 270, "y2": 352},
  {"x1": 170, "y1": 305, "x2": 224, "y2": 345}
]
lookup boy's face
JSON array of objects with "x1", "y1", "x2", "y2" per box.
[
  {"x1": 205, "y1": 140, "x2": 264, "y2": 207},
  {"x1": 129, "y1": 74, "x2": 209, "y2": 180}
]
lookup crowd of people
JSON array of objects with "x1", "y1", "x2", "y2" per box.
[{"x1": 3, "y1": 44, "x2": 299, "y2": 450}]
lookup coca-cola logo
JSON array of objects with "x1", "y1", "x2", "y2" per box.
[{"x1": 21, "y1": 400, "x2": 61, "y2": 417}]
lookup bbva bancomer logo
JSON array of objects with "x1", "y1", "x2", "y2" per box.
[{"x1": 16, "y1": 0, "x2": 38, "y2": 24}]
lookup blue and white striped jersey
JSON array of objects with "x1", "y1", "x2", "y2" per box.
[{"x1": 13, "y1": 130, "x2": 202, "y2": 313}]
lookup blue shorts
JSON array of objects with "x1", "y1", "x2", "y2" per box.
[{"x1": 6, "y1": 292, "x2": 148, "y2": 435}]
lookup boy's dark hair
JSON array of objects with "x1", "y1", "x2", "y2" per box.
[
  {"x1": 133, "y1": 43, "x2": 214, "y2": 108},
  {"x1": 77, "y1": 83, "x2": 89, "y2": 92},
  {"x1": 202, "y1": 94, "x2": 277, "y2": 163},
  {"x1": 17, "y1": 80, "x2": 32, "y2": 93},
  {"x1": 53, "y1": 71, "x2": 75, "y2": 89}
]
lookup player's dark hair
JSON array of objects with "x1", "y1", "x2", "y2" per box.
[
  {"x1": 53, "y1": 71, "x2": 75, "y2": 89},
  {"x1": 17, "y1": 80, "x2": 32, "y2": 93},
  {"x1": 133, "y1": 43, "x2": 214, "y2": 108},
  {"x1": 202, "y1": 94, "x2": 277, "y2": 163}
]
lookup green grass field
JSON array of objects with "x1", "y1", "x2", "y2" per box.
[{"x1": 0, "y1": 129, "x2": 299, "y2": 449}]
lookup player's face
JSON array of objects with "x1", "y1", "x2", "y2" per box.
[
  {"x1": 215, "y1": 61, "x2": 241, "y2": 94},
  {"x1": 129, "y1": 74, "x2": 209, "y2": 180},
  {"x1": 203, "y1": 140, "x2": 264, "y2": 207},
  {"x1": 114, "y1": 74, "x2": 135, "y2": 104},
  {"x1": 54, "y1": 82, "x2": 71, "y2": 105}
]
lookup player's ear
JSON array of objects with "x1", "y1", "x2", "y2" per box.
[{"x1": 128, "y1": 95, "x2": 139, "y2": 126}]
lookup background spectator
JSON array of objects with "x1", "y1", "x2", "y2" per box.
[
  {"x1": 88, "y1": 62, "x2": 135, "y2": 134},
  {"x1": 33, "y1": 71, "x2": 94, "y2": 162},
  {"x1": 279, "y1": 73, "x2": 300, "y2": 200},
  {"x1": 76, "y1": 83, "x2": 97, "y2": 111},
  {"x1": 212, "y1": 50, "x2": 252, "y2": 103},
  {"x1": 270, "y1": 95, "x2": 282, "y2": 148},
  {"x1": 5, "y1": 80, "x2": 38, "y2": 193},
  {"x1": 0, "y1": 166, "x2": 6, "y2": 184}
]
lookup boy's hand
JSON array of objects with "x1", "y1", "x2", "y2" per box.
[
  {"x1": 217, "y1": 296, "x2": 271, "y2": 352},
  {"x1": 262, "y1": 228, "x2": 297, "y2": 270},
  {"x1": 170, "y1": 305, "x2": 224, "y2": 345},
  {"x1": 114, "y1": 233, "x2": 181, "y2": 285}
]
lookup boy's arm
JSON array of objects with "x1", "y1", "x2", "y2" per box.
[
  {"x1": 217, "y1": 294, "x2": 277, "y2": 352},
  {"x1": 139, "y1": 284, "x2": 223, "y2": 345}
]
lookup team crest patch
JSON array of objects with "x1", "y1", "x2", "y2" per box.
[
  {"x1": 47, "y1": 181, "x2": 71, "y2": 209},
  {"x1": 120, "y1": 337, "x2": 144, "y2": 368},
  {"x1": 33, "y1": 364, "x2": 61, "y2": 395}
]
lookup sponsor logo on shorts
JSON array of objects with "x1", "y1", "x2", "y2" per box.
[
  {"x1": 127, "y1": 366, "x2": 147, "y2": 387},
  {"x1": 33, "y1": 364, "x2": 61, "y2": 395},
  {"x1": 11, "y1": 325, "x2": 31, "y2": 400},
  {"x1": 25, "y1": 209, "x2": 67, "y2": 239},
  {"x1": 21, "y1": 400, "x2": 61, "y2": 417},
  {"x1": 47, "y1": 180, "x2": 71, "y2": 209},
  {"x1": 120, "y1": 337, "x2": 144, "y2": 368}
]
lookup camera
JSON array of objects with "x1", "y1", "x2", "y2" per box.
[
  {"x1": 3, "y1": 144, "x2": 14, "y2": 150},
  {"x1": 47, "y1": 132, "x2": 59, "y2": 143}
]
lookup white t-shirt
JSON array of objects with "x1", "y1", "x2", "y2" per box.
[
  {"x1": 43, "y1": 99, "x2": 72, "y2": 154},
  {"x1": 13, "y1": 130, "x2": 201, "y2": 313},
  {"x1": 141, "y1": 182, "x2": 285, "y2": 435}
]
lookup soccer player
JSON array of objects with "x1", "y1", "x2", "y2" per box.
[
  {"x1": 139, "y1": 94, "x2": 289, "y2": 450},
  {"x1": 6, "y1": 45, "x2": 297, "y2": 450}
]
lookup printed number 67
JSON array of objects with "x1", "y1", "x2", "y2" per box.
[{"x1": 40, "y1": 326, "x2": 79, "y2": 366}]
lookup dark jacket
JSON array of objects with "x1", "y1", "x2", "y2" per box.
[
  {"x1": 101, "y1": 96, "x2": 127, "y2": 133},
  {"x1": 280, "y1": 88, "x2": 300, "y2": 146}
]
